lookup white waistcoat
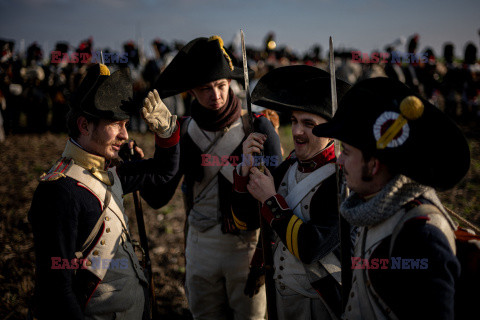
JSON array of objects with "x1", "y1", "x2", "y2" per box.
[
  {"x1": 273, "y1": 163, "x2": 340, "y2": 298},
  {"x1": 64, "y1": 164, "x2": 147, "y2": 316},
  {"x1": 187, "y1": 118, "x2": 244, "y2": 230}
]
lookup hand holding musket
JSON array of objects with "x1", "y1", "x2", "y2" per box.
[{"x1": 241, "y1": 133, "x2": 267, "y2": 175}]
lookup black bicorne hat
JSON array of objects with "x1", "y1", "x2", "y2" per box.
[
  {"x1": 251, "y1": 65, "x2": 351, "y2": 120},
  {"x1": 155, "y1": 36, "x2": 254, "y2": 98},
  {"x1": 313, "y1": 77, "x2": 470, "y2": 190},
  {"x1": 70, "y1": 64, "x2": 135, "y2": 120}
]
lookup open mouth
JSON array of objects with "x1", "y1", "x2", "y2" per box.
[{"x1": 294, "y1": 139, "x2": 308, "y2": 146}]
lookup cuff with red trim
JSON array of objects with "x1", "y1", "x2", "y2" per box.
[
  {"x1": 154, "y1": 120, "x2": 180, "y2": 148},
  {"x1": 261, "y1": 194, "x2": 290, "y2": 225},
  {"x1": 233, "y1": 166, "x2": 250, "y2": 193}
]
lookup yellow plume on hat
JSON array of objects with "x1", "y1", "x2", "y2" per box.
[
  {"x1": 99, "y1": 64, "x2": 111, "y2": 76},
  {"x1": 209, "y1": 35, "x2": 234, "y2": 71},
  {"x1": 209, "y1": 35, "x2": 224, "y2": 48},
  {"x1": 376, "y1": 95, "x2": 424, "y2": 149},
  {"x1": 400, "y1": 96, "x2": 424, "y2": 120}
]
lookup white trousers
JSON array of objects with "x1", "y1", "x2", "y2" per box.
[{"x1": 186, "y1": 224, "x2": 266, "y2": 320}]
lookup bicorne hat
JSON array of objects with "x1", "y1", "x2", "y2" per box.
[
  {"x1": 312, "y1": 77, "x2": 470, "y2": 190},
  {"x1": 251, "y1": 65, "x2": 351, "y2": 121},
  {"x1": 70, "y1": 64, "x2": 135, "y2": 121},
  {"x1": 155, "y1": 35, "x2": 253, "y2": 98}
]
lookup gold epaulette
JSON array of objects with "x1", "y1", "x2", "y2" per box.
[{"x1": 39, "y1": 157, "x2": 74, "y2": 182}]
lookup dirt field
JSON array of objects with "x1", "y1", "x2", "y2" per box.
[{"x1": 0, "y1": 124, "x2": 479, "y2": 319}]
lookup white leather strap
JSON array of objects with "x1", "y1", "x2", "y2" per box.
[
  {"x1": 285, "y1": 162, "x2": 336, "y2": 222},
  {"x1": 188, "y1": 118, "x2": 244, "y2": 199}
]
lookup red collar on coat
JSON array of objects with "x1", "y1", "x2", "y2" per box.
[{"x1": 297, "y1": 142, "x2": 336, "y2": 173}]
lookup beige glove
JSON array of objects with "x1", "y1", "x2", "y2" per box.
[{"x1": 141, "y1": 89, "x2": 178, "y2": 138}]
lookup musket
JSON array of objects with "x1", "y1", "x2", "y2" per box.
[
  {"x1": 329, "y1": 36, "x2": 352, "y2": 310},
  {"x1": 129, "y1": 145, "x2": 159, "y2": 319},
  {"x1": 241, "y1": 29, "x2": 278, "y2": 320}
]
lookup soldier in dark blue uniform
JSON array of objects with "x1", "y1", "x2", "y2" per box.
[
  {"x1": 28, "y1": 63, "x2": 180, "y2": 320},
  {"x1": 313, "y1": 77, "x2": 470, "y2": 319},
  {"x1": 231, "y1": 65, "x2": 352, "y2": 320}
]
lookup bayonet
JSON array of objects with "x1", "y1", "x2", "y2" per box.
[
  {"x1": 241, "y1": 29, "x2": 277, "y2": 320},
  {"x1": 241, "y1": 30, "x2": 254, "y2": 131},
  {"x1": 329, "y1": 37, "x2": 338, "y2": 119},
  {"x1": 329, "y1": 36, "x2": 352, "y2": 311}
]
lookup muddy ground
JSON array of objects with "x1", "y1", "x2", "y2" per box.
[{"x1": 0, "y1": 124, "x2": 479, "y2": 319}]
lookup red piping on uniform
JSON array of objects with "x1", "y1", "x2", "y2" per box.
[
  {"x1": 53, "y1": 158, "x2": 65, "y2": 173},
  {"x1": 77, "y1": 182, "x2": 103, "y2": 210},
  {"x1": 59, "y1": 160, "x2": 69, "y2": 174},
  {"x1": 407, "y1": 216, "x2": 430, "y2": 223},
  {"x1": 85, "y1": 278, "x2": 102, "y2": 308},
  {"x1": 314, "y1": 288, "x2": 323, "y2": 297}
]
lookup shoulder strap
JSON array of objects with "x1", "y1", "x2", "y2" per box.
[
  {"x1": 389, "y1": 204, "x2": 456, "y2": 257},
  {"x1": 285, "y1": 163, "x2": 336, "y2": 221},
  {"x1": 319, "y1": 251, "x2": 342, "y2": 285},
  {"x1": 188, "y1": 118, "x2": 244, "y2": 198},
  {"x1": 359, "y1": 227, "x2": 400, "y2": 320},
  {"x1": 75, "y1": 186, "x2": 112, "y2": 259},
  {"x1": 181, "y1": 117, "x2": 192, "y2": 138}
]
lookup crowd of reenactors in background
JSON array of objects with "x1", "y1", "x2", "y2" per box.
[{"x1": 0, "y1": 32, "x2": 479, "y2": 143}]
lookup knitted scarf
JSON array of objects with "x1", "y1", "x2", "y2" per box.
[
  {"x1": 190, "y1": 88, "x2": 241, "y2": 131},
  {"x1": 340, "y1": 175, "x2": 446, "y2": 227}
]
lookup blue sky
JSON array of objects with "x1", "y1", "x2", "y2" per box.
[{"x1": 1, "y1": 0, "x2": 479, "y2": 60}]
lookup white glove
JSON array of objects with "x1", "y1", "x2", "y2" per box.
[{"x1": 141, "y1": 89, "x2": 178, "y2": 138}]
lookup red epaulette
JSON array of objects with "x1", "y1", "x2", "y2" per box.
[{"x1": 39, "y1": 157, "x2": 74, "y2": 182}]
